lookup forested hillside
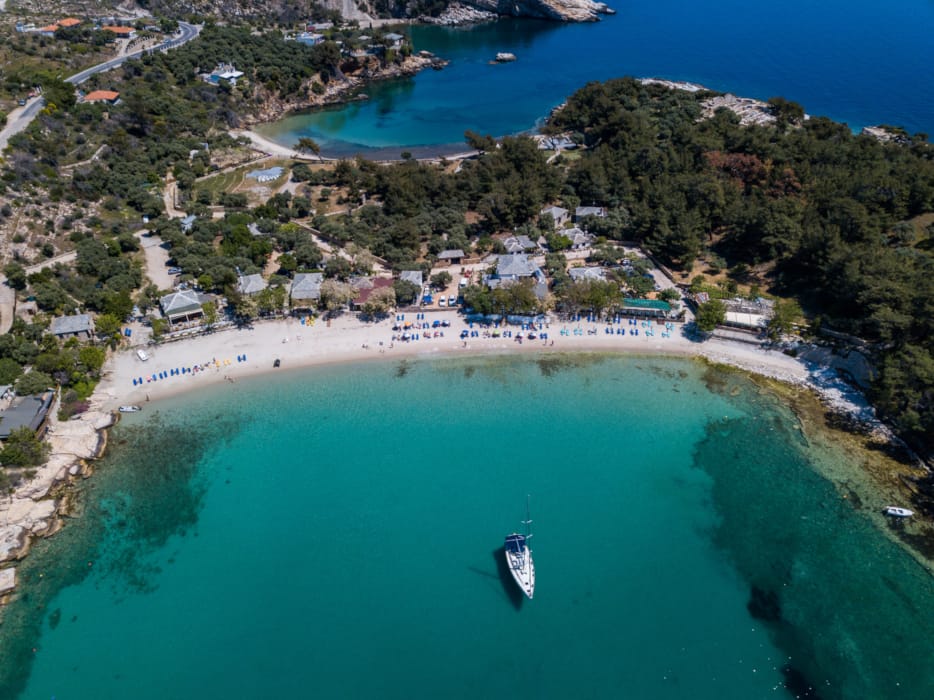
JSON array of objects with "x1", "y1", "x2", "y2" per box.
[{"x1": 548, "y1": 78, "x2": 934, "y2": 449}]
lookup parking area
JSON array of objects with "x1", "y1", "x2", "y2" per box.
[
  {"x1": 421, "y1": 267, "x2": 475, "y2": 309},
  {"x1": 136, "y1": 231, "x2": 176, "y2": 290}
]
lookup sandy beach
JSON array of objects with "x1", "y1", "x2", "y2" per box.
[
  {"x1": 93, "y1": 311, "x2": 813, "y2": 410},
  {"x1": 231, "y1": 130, "x2": 327, "y2": 161}
]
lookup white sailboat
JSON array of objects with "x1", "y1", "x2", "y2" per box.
[{"x1": 504, "y1": 496, "x2": 535, "y2": 600}]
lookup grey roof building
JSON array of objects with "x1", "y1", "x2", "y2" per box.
[
  {"x1": 399, "y1": 270, "x2": 423, "y2": 288},
  {"x1": 180, "y1": 214, "x2": 196, "y2": 233},
  {"x1": 238, "y1": 273, "x2": 268, "y2": 296},
  {"x1": 575, "y1": 206, "x2": 607, "y2": 220},
  {"x1": 569, "y1": 266, "x2": 608, "y2": 282},
  {"x1": 50, "y1": 313, "x2": 93, "y2": 339},
  {"x1": 540, "y1": 206, "x2": 569, "y2": 228},
  {"x1": 0, "y1": 391, "x2": 54, "y2": 440},
  {"x1": 502, "y1": 235, "x2": 540, "y2": 254},
  {"x1": 290, "y1": 272, "x2": 324, "y2": 303},
  {"x1": 437, "y1": 249, "x2": 465, "y2": 262},
  {"x1": 564, "y1": 227, "x2": 596, "y2": 250},
  {"x1": 160, "y1": 289, "x2": 210, "y2": 324},
  {"x1": 496, "y1": 254, "x2": 538, "y2": 279}
]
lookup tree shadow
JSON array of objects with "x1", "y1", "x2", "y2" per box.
[{"x1": 680, "y1": 322, "x2": 707, "y2": 343}]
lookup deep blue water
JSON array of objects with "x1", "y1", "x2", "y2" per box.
[
  {"x1": 258, "y1": 0, "x2": 934, "y2": 157},
  {"x1": 2, "y1": 356, "x2": 933, "y2": 699}
]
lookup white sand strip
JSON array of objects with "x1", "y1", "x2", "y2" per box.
[{"x1": 92, "y1": 312, "x2": 811, "y2": 411}]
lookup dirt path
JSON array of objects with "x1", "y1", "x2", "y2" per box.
[
  {"x1": 0, "y1": 278, "x2": 14, "y2": 335},
  {"x1": 24, "y1": 251, "x2": 77, "y2": 275},
  {"x1": 163, "y1": 173, "x2": 185, "y2": 219}
]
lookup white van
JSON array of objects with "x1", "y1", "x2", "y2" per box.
[{"x1": 136, "y1": 349, "x2": 150, "y2": 362}]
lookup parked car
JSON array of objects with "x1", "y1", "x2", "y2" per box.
[
  {"x1": 448, "y1": 295, "x2": 457, "y2": 306},
  {"x1": 168, "y1": 266, "x2": 182, "y2": 275},
  {"x1": 136, "y1": 349, "x2": 150, "y2": 362},
  {"x1": 439, "y1": 298, "x2": 447, "y2": 307}
]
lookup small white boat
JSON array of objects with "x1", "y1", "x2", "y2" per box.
[
  {"x1": 119, "y1": 405, "x2": 142, "y2": 413},
  {"x1": 504, "y1": 496, "x2": 535, "y2": 600},
  {"x1": 494, "y1": 52, "x2": 516, "y2": 63},
  {"x1": 883, "y1": 506, "x2": 914, "y2": 518}
]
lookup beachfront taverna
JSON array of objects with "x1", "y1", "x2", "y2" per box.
[
  {"x1": 290, "y1": 272, "x2": 324, "y2": 308},
  {"x1": 160, "y1": 289, "x2": 211, "y2": 325}
]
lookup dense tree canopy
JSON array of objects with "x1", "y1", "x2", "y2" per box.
[{"x1": 548, "y1": 77, "x2": 933, "y2": 447}]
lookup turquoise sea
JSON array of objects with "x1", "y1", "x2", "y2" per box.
[
  {"x1": 2, "y1": 356, "x2": 932, "y2": 698},
  {"x1": 257, "y1": 0, "x2": 934, "y2": 158}
]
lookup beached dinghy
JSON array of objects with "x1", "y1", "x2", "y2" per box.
[
  {"x1": 119, "y1": 405, "x2": 142, "y2": 413},
  {"x1": 883, "y1": 506, "x2": 914, "y2": 518}
]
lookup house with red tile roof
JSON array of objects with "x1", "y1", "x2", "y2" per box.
[
  {"x1": 351, "y1": 277, "x2": 395, "y2": 310},
  {"x1": 57, "y1": 18, "x2": 82, "y2": 28},
  {"x1": 102, "y1": 26, "x2": 136, "y2": 39},
  {"x1": 83, "y1": 90, "x2": 120, "y2": 105}
]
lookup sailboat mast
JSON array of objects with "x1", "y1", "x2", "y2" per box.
[{"x1": 524, "y1": 494, "x2": 532, "y2": 542}]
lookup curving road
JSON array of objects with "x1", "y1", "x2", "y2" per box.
[
  {"x1": 0, "y1": 22, "x2": 202, "y2": 332},
  {"x1": 0, "y1": 22, "x2": 201, "y2": 152}
]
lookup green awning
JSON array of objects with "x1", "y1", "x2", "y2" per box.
[{"x1": 622, "y1": 298, "x2": 671, "y2": 311}]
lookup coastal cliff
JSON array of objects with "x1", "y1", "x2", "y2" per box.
[
  {"x1": 140, "y1": 0, "x2": 613, "y2": 23},
  {"x1": 460, "y1": 0, "x2": 613, "y2": 21}
]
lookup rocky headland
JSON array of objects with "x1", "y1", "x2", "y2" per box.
[
  {"x1": 0, "y1": 408, "x2": 113, "y2": 602},
  {"x1": 240, "y1": 53, "x2": 446, "y2": 127},
  {"x1": 421, "y1": 2, "x2": 498, "y2": 25},
  {"x1": 460, "y1": 0, "x2": 613, "y2": 22},
  {"x1": 137, "y1": 0, "x2": 612, "y2": 24}
]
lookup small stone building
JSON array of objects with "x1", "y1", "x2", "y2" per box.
[{"x1": 50, "y1": 313, "x2": 93, "y2": 340}]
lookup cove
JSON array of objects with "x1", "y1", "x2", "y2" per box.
[
  {"x1": 257, "y1": 0, "x2": 934, "y2": 158},
  {"x1": 1, "y1": 356, "x2": 932, "y2": 699}
]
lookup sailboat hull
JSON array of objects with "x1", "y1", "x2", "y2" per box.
[{"x1": 504, "y1": 534, "x2": 535, "y2": 599}]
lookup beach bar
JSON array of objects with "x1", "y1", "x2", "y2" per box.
[
  {"x1": 621, "y1": 298, "x2": 672, "y2": 319},
  {"x1": 160, "y1": 290, "x2": 210, "y2": 326}
]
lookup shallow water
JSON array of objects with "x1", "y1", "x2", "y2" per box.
[
  {"x1": 257, "y1": 0, "x2": 934, "y2": 157},
  {"x1": 2, "y1": 356, "x2": 932, "y2": 698}
]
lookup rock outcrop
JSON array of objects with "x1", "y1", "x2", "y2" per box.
[
  {"x1": 141, "y1": 0, "x2": 613, "y2": 24},
  {"x1": 462, "y1": 0, "x2": 613, "y2": 22},
  {"x1": 422, "y1": 2, "x2": 499, "y2": 25}
]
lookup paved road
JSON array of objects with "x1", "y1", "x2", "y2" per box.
[{"x1": 0, "y1": 22, "x2": 201, "y2": 151}]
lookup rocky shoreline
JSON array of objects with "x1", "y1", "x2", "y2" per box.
[
  {"x1": 0, "y1": 405, "x2": 113, "y2": 603},
  {"x1": 421, "y1": 3, "x2": 499, "y2": 25},
  {"x1": 239, "y1": 53, "x2": 447, "y2": 128},
  {"x1": 456, "y1": 0, "x2": 614, "y2": 22}
]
